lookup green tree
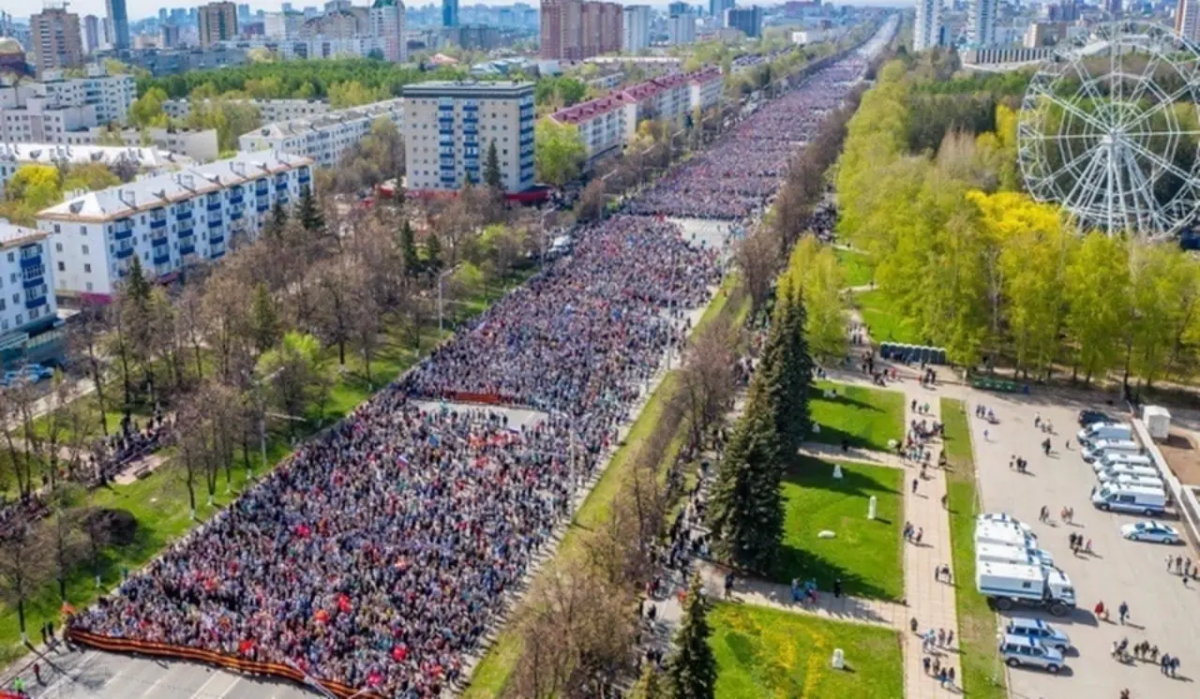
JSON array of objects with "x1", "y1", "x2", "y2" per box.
[
  {"x1": 399, "y1": 219, "x2": 421, "y2": 277},
  {"x1": 484, "y1": 140, "x2": 503, "y2": 190},
  {"x1": 1064, "y1": 232, "x2": 1129, "y2": 383},
  {"x1": 425, "y1": 233, "x2": 444, "y2": 273},
  {"x1": 256, "y1": 332, "x2": 322, "y2": 435},
  {"x1": 631, "y1": 666, "x2": 667, "y2": 699},
  {"x1": 249, "y1": 282, "x2": 281, "y2": 354},
  {"x1": 265, "y1": 200, "x2": 288, "y2": 239},
  {"x1": 297, "y1": 188, "x2": 324, "y2": 232},
  {"x1": 556, "y1": 77, "x2": 587, "y2": 106},
  {"x1": 129, "y1": 86, "x2": 169, "y2": 128},
  {"x1": 62, "y1": 162, "x2": 122, "y2": 192},
  {"x1": 535, "y1": 119, "x2": 586, "y2": 188},
  {"x1": 5, "y1": 165, "x2": 61, "y2": 210},
  {"x1": 665, "y1": 574, "x2": 718, "y2": 699}
]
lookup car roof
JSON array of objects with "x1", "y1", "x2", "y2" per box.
[
  {"x1": 1007, "y1": 617, "x2": 1048, "y2": 630},
  {"x1": 1001, "y1": 633, "x2": 1042, "y2": 647}
]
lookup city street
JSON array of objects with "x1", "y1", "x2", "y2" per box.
[{"x1": 963, "y1": 389, "x2": 1200, "y2": 699}]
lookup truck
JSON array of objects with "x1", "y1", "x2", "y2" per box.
[
  {"x1": 976, "y1": 561, "x2": 1077, "y2": 617},
  {"x1": 975, "y1": 542, "x2": 1055, "y2": 568},
  {"x1": 975, "y1": 521, "x2": 1039, "y2": 548}
]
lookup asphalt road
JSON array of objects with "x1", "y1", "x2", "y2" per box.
[{"x1": 965, "y1": 389, "x2": 1200, "y2": 699}]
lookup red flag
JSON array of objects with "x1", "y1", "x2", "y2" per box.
[
  {"x1": 239, "y1": 639, "x2": 255, "y2": 655},
  {"x1": 368, "y1": 670, "x2": 384, "y2": 686},
  {"x1": 338, "y1": 594, "x2": 352, "y2": 614},
  {"x1": 392, "y1": 645, "x2": 408, "y2": 662}
]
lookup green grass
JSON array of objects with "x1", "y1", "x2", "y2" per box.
[
  {"x1": 775, "y1": 457, "x2": 903, "y2": 600},
  {"x1": 855, "y1": 289, "x2": 922, "y2": 345},
  {"x1": 835, "y1": 248, "x2": 873, "y2": 288},
  {"x1": 709, "y1": 602, "x2": 903, "y2": 699},
  {"x1": 808, "y1": 381, "x2": 904, "y2": 452},
  {"x1": 941, "y1": 397, "x2": 1006, "y2": 699}
]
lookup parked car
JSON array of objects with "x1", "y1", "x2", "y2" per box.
[
  {"x1": 1005, "y1": 617, "x2": 1071, "y2": 652},
  {"x1": 0, "y1": 370, "x2": 22, "y2": 387},
  {"x1": 21, "y1": 364, "x2": 53, "y2": 382},
  {"x1": 977, "y1": 513, "x2": 1035, "y2": 535},
  {"x1": 1078, "y1": 409, "x2": 1112, "y2": 427},
  {"x1": 1121, "y1": 521, "x2": 1182, "y2": 545},
  {"x1": 999, "y1": 634, "x2": 1064, "y2": 673}
]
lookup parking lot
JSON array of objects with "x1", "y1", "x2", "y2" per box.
[{"x1": 966, "y1": 390, "x2": 1200, "y2": 698}]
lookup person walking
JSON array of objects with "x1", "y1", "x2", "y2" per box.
[
  {"x1": 1119, "y1": 601, "x2": 1130, "y2": 625},
  {"x1": 912, "y1": 478, "x2": 919, "y2": 494},
  {"x1": 833, "y1": 578, "x2": 843, "y2": 598}
]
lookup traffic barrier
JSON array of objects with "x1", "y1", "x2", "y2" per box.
[{"x1": 66, "y1": 629, "x2": 364, "y2": 698}]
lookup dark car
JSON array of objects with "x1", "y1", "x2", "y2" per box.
[{"x1": 1078, "y1": 410, "x2": 1111, "y2": 427}]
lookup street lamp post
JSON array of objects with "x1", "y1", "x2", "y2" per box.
[{"x1": 437, "y1": 266, "x2": 456, "y2": 334}]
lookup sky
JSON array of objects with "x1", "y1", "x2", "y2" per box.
[{"x1": 30, "y1": 0, "x2": 905, "y2": 23}]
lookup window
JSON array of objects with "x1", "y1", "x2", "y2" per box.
[
  {"x1": 82, "y1": 245, "x2": 89, "y2": 255},
  {"x1": 5, "y1": 253, "x2": 11, "y2": 263},
  {"x1": 55, "y1": 243, "x2": 62, "y2": 252},
  {"x1": 57, "y1": 262, "x2": 64, "y2": 272},
  {"x1": 84, "y1": 263, "x2": 91, "y2": 273},
  {"x1": 53, "y1": 224, "x2": 60, "y2": 234},
  {"x1": 86, "y1": 282, "x2": 93, "y2": 292},
  {"x1": 10, "y1": 294, "x2": 16, "y2": 304}
]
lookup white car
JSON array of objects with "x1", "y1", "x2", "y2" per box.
[
  {"x1": 1121, "y1": 521, "x2": 1182, "y2": 545},
  {"x1": 977, "y1": 513, "x2": 1035, "y2": 535}
]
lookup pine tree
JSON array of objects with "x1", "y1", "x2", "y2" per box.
[
  {"x1": 707, "y1": 371, "x2": 785, "y2": 572},
  {"x1": 265, "y1": 200, "x2": 288, "y2": 240},
  {"x1": 484, "y1": 140, "x2": 503, "y2": 190},
  {"x1": 124, "y1": 256, "x2": 151, "y2": 309},
  {"x1": 297, "y1": 188, "x2": 324, "y2": 232},
  {"x1": 250, "y1": 282, "x2": 280, "y2": 353},
  {"x1": 666, "y1": 574, "x2": 718, "y2": 699},
  {"x1": 784, "y1": 281, "x2": 816, "y2": 443},
  {"x1": 631, "y1": 665, "x2": 666, "y2": 699},
  {"x1": 399, "y1": 219, "x2": 421, "y2": 278},
  {"x1": 425, "y1": 232, "x2": 443, "y2": 274},
  {"x1": 756, "y1": 276, "x2": 813, "y2": 449}
]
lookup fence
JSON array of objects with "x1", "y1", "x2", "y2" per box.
[{"x1": 1130, "y1": 415, "x2": 1200, "y2": 544}]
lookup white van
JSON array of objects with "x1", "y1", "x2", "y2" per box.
[
  {"x1": 1095, "y1": 463, "x2": 1160, "y2": 482},
  {"x1": 1102, "y1": 472, "x2": 1166, "y2": 490},
  {"x1": 1092, "y1": 452, "x2": 1155, "y2": 473},
  {"x1": 1091, "y1": 483, "x2": 1167, "y2": 515},
  {"x1": 1082, "y1": 439, "x2": 1143, "y2": 463},
  {"x1": 976, "y1": 543, "x2": 1055, "y2": 567},
  {"x1": 1077, "y1": 422, "x2": 1133, "y2": 447},
  {"x1": 976, "y1": 522, "x2": 1039, "y2": 549}
]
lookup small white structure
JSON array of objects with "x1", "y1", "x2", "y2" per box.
[
  {"x1": 868, "y1": 495, "x2": 877, "y2": 520},
  {"x1": 831, "y1": 648, "x2": 845, "y2": 670},
  {"x1": 1143, "y1": 405, "x2": 1172, "y2": 442},
  {"x1": 833, "y1": 463, "x2": 843, "y2": 479}
]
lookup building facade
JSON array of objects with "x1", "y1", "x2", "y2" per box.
[
  {"x1": 914, "y1": 0, "x2": 943, "y2": 51},
  {"x1": 622, "y1": 5, "x2": 650, "y2": 53},
  {"x1": 443, "y1": 0, "x2": 459, "y2": 27},
  {"x1": 238, "y1": 98, "x2": 403, "y2": 168},
  {"x1": 667, "y1": 11, "x2": 697, "y2": 45},
  {"x1": 967, "y1": 0, "x2": 997, "y2": 48},
  {"x1": 166, "y1": 98, "x2": 330, "y2": 123},
  {"x1": 725, "y1": 7, "x2": 762, "y2": 38},
  {"x1": 199, "y1": 2, "x2": 239, "y2": 48},
  {"x1": 709, "y1": 0, "x2": 735, "y2": 28},
  {"x1": 0, "y1": 143, "x2": 185, "y2": 200},
  {"x1": 540, "y1": 0, "x2": 620, "y2": 60},
  {"x1": 370, "y1": 0, "x2": 407, "y2": 63},
  {"x1": 83, "y1": 15, "x2": 101, "y2": 55},
  {"x1": 402, "y1": 81, "x2": 535, "y2": 193},
  {"x1": 105, "y1": 0, "x2": 129, "y2": 51},
  {"x1": 37, "y1": 151, "x2": 313, "y2": 301},
  {"x1": 264, "y1": 11, "x2": 306, "y2": 40},
  {"x1": 0, "y1": 221, "x2": 57, "y2": 356},
  {"x1": 29, "y1": 8, "x2": 84, "y2": 75},
  {"x1": 1178, "y1": 0, "x2": 1200, "y2": 42}
]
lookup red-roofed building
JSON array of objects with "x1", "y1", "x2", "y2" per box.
[
  {"x1": 549, "y1": 92, "x2": 631, "y2": 159},
  {"x1": 687, "y1": 67, "x2": 723, "y2": 113}
]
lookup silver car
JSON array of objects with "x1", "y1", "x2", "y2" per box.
[
  {"x1": 999, "y1": 634, "x2": 1065, "y2": 673},
  {"x1": 1005, "y1": 617, "x2": 1071, "y2": 652}
]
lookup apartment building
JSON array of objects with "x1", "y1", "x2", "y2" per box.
[
  {"x1": 165, "y1": 98, "x2": 330, "y2": 123},
  {"x1": 37, "y1": 151, "x2": 313, "y2": 301},
  {"x1": 0, "y1": 221, "x2": 57, "y2": 350},
  {"x1": 915, "y1": 0, "x2": 944, "y2": 50},
  {"x1": 540, "y1": 0, "x2": 621, "y2": 60},
  {"x1": 667, "y1": 11, "x2": 697, "y2": 45},
  {"x1": 369, "y1": 0, "x2": 407, "y2": 63},
  {"x1": 264, "y1": 10, "x2": 306, "y2": 39},
  {"x1": 549, "y1": 93, "x2": 629, "y2": 160},
  {"x1": 402, "y1": 81, "x2": 535, "y2": 193},
  {"x1": 688, "y1": 67, "x2": 723, "y2": 114},
  {"x1": 29, "y1": 7, "x2": 85, "y2": 75},
  {"x1": 0, "y1": 143, "x2": 186, "y2": 199},
  {"x1": 39, "y1": 65, "x2": 136, "y2": 125},
  {"x1": 622, "y1": 5, "x2": 650, "y2": 53},
  {"x1": 199, "y1": 2, "x2": 239, "y2": 48},
  {"x1": 238, "y1": 98, "x2": 404, "y2": 168},
  {"x1": 725, "y1": 6, "x2": 763, "y2": 39},
  {"x1": 621, "y1": 72, "x2": 690, "y2": 138}
]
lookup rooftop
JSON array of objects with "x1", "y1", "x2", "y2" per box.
[
  {"x1": 39, "y1": 151, "x2": 312, "y2": 223},
  {"x1": 247, "y1": 98, "x2": 403, "y2": 140},
  {"x1": 401, "y1": 80, "x2": 535, "y2": 97},
  {"x1": 0, "y1": 219, "x2": 47, "y2": 248},
  {"x1": 0, "y1": 143, "x2": 186, "y2": 169}
]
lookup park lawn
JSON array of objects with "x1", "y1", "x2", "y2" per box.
[
  {"x1": 775, "y1": 457, "x2": 904, "y2": 600},
  {"x1": 808, "y1": 381, "x2": 904, "y2": 452},
  {"x1": 941, "y1": 398, "x2": 1006, "y2": 699},
  {"x1": 710, "y1": 602, "x2": 903, "y2": 699},
  {"x1": 835, "y1": 248, "x2": 873, "y2": 288},
  {"x1": 855, "y1": 289, "x2": 922, "y2": 345}
]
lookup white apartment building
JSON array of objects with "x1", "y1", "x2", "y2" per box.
[
  {"x1": 264, "y1": 10, "x2": 306, "y2": 39},
  {"x1": 620, "y1": 72, "x2": 691, "y2": 140},
  {"x1": 1178, "y1": 0, "x2": 1200, "y2": 42},
  {"x1": 238, "y1": 98, "x2": 404, "y2": 168},
  {"x1": 40, "y1": 66, "x2": 136, "y2": 125},
  {"x1": 165, "y1": 98, "x2": 331, "y2": 123},
  {"x1": 967, "y1": 0, "x2": 998, "y2": 48},
  {"x1": 369, "y1": 0, "x2": 407, "y2": 64},
  {"x1": 688, "y1": 67, "x2": 722, "y2": 114},
  {"x1": 37, "y1": 151, "x2": 313, "y2": 301},
  {"x1": 0, "y1": 143, "x2": 188, "y2": 199},
  {"x1": 549, "y1": 93, "x2": 630, "y2": 160},
  {"x1": 402, "y1": 81, "x2": 535, "y2": 193},
  {"x1": 667, "y1": 12, "x2": 697, "y2": 45},
  {"x1": 915, "y1": 0, "x2": 943, "y2": 51},
  {"x1": 0, "y1": 220, "x2": 57, "y2": 346},
  {"x1": 622, "y1": 5, "x2": 651, "y2": 53}
]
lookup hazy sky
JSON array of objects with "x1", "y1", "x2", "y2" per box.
[{"x1": 29, "y1": 0, "x2": 906, "y2": 23}]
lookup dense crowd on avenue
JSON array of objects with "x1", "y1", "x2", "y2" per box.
[
  {"x1": 626, "y1": 57, "x2": 870, "y2": 221},
  {"x1": 68, "y1": 49, "x2": 876, "y2": 699}
]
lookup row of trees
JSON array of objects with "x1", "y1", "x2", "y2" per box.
[
  {"x1": 0, "y1": 161, "x2": 137, "y2": 226},
  {"x1": 837, "y1": 57, "x2": 1200, "y2": 389}
]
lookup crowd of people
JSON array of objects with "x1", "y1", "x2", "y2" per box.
[
  {"x1": 626, "y1": 57, "x2": 870, "y2": 221},
  {"x1": 68, "y1": 49, "x2": 879, "y2": 699},
  {"x1": 85, "y1": 410, "x2": 172, "y2": 485}
]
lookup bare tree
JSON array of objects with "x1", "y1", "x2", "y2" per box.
[
  {"x1": 737, "y1": 225, "x2": 782, "y2": 320},
  {"x1": 0, "y1": 517, "x2": 53, "y2": 644},
  {"x1": 679, "y1": 317, "x2": 740, "y2": 450},
  {"x1": 71, "y1": 301, "x2": 111, "y2": 437}
]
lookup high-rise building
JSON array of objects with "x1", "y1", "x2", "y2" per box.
[
  {"x1": 710, "y1": 0, "x2": 735, "y2": 27},
  {"x1": 967, "y1": 0, "x2": 997, "y2": 47},
  {"x1": 443, "y1": 0, "x2": 459, "y2": 27},
  {"x1": 668, "y1": 1, "x2": 690, "y2": 15},
  {"x1": 198, "y1": 2, "x2": 239, "y2": 47},
  {"x1": 667, "y1": 10, "x2": 696, "y2": 45},
  {"x1": 105, "y1": 0, "x2": 129, "y2": 51},
  {"x1": 1106, "y1": 0, "x2": 1122, "y2": 16},
  {"x1": 725, "y1": 6, "x2": 761, "y2": 38},
  {"x1": 28, "y1": 8, "x2": 84, "y2": 75},
  {"x1": 264, "y1": 11, "x2": 305, "y2": 40},
  {"x1": 622, "y1": 5, "x2": 650, "y2": 52},
  {"x1": 238, "y1": 3, "x2": 252, "y2": 22},
  {"x1": 540, "y1": 0, "x2": 620, "y2": 60},
  {"x1": 402, "y1": 81, "x2": 535, "y2": 193},
  {"x1": 1180, "y1": 0, "x2": 1200, "y2": 40},
  {"x1": 158, "y1": 9, "x2": 168, "y2": 23},
  {"x1": 371, "y1": 0, "x2": 407, "y2": 63},
  {"x1": 914, "y1": 0, "x2": 943, "y2": 51},
  {"x1": 161, "y1": 23, "x2": 180, "y2": 48},
  {"x1": 83, "y1": 15, "x2": 101, "y2": 55}
]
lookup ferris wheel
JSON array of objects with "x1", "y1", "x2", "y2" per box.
[{"x1": 1018, "y1": 21, "x2": 1200, "y2": 239}]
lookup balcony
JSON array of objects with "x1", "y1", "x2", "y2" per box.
[
  {"x1": 153, "y1": 248, "x2": 170, "y2": 265},
  {"x1": 207, "y1": 217, "x2": 222, "y2": 228},
  {"x1": 277, "y1": 193, "x2": 289, "y2": 204},
  {"x1": 206, "y1": 199, "x2": 222, "y2": 211},
  {"x1": 228, "y1": 193, "x2": 244, "y2": 205},
  {"x1": 176, "y1": 208, "x2": 193, "y2": 221},
  {"x1": 24, "y1": 294, "x2": 46, "y2": 310},
  {"x1": 19, "y1": 253, "x2": 41, "y2": 269},
  {"x1": 115, "y1": 246, "x2": 134, "y2": 259},
  {"x1": 150, "y1": 217, "x2": 167, "y2": 230},
  {"x1": 229, "y1": 206, "x2": 244, "y2": 221},
  {"x1": 275, "y1": 180, "x2": 288, "y2": 191},
  {"x1": 210, "y1": 248, "x2": 226, "y2": 260},
  {"x1": 209, "y1": 233, "x2": 225, "y2": 246},
  {"x1": 257, "y1": 200, "x2": 270, "y2": 213},
  {"x1": 114, "y1": 221, "x2": 133, "y2": 240},
  {"x1": 179, "y1": 239, "x2": 195, "y2": 256}
]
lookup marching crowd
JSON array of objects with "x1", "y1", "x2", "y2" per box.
[
  {"x1": 626, "y1": 57, "x2": 870, "y2": 221},
  {"x1": 67, "y1": 50, "x2": 876, "y2": 699}
]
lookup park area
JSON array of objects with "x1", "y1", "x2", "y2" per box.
[
  {"x1": 776, "y1": 457, "x2": 904, "y2": 600},
  {"x1": 709, "y1": 603, "x2": 903, "y2": 699},
  {"x1": 854, "y1": 290, "x2": 921, "y2": 345},
  {"x1": 835, "y1": 248, "x2": 873, "y2": 288},
  {"x1": 809, "y1": 381, "x2": 904, "y2": 452}
]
